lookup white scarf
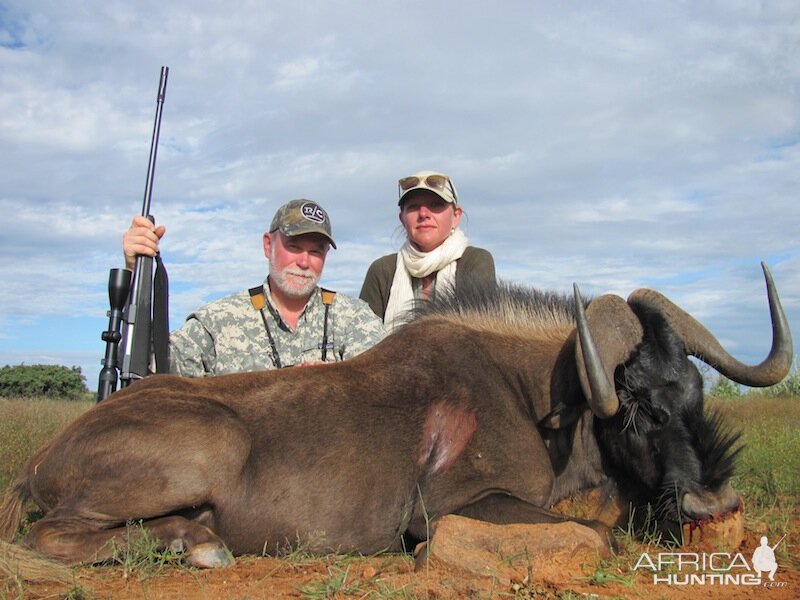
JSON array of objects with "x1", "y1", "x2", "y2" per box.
[{"x1": 384, "y1": 229, "x2": 469, "y2": 330}]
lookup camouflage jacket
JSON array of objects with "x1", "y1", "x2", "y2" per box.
[{"x1": 169, "y1": 279, "x2": 387, "y2": 376}]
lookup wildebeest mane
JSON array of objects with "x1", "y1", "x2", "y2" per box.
[{"x1": 409, "y1": 280, "x2": 585, "y2": 334}]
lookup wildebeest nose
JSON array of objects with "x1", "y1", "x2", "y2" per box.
[
  {"x1": 681, "y1": 493, "x2": 713, "y2": 519},
  {"x1": 681, "y1": 483, "x2": 741, "y2": 519}
]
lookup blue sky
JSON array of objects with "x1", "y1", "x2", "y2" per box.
[{"x1": 0, "y1": 1, "x2": 798, "y2": 391}]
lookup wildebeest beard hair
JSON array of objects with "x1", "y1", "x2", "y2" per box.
[{"x1": 620, "y1": 403, "x2": 744, "y2": 523}]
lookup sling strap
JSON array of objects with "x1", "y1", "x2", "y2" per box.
[
  {"x1": 152, "y1": 253, "x2": 170, "y2": 373},
  {"x1": 320, "y1": 288, "x2": 336, "y2": 362}
]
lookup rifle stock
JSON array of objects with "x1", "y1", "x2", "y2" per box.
[{"x1": 97, "y1": 66, "x2": 169, "y2": 401}]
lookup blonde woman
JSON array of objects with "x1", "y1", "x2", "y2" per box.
[{"x1": 359, "y1": 170, "x2": 496, "y2": 329}]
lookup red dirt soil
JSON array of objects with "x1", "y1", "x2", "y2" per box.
[
  {"x1": 4, "y1": 491, "x2": 797, "y2": 599},
  {"x1": 6, "y1": 526, "x2": 797, "y2": 600}
]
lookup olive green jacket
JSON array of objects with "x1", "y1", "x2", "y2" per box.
[{"x1": 358, "y1": 246, "x2": 496, "y2": 321}]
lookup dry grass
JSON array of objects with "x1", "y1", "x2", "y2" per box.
[{"x1": 0, "y1": 398, "x2": 92, "y2": 491}]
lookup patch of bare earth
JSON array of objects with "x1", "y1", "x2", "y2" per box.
[
  {"x1": 7, "y1": 495, "x2": 798, "y2": 599},
  {"x1": 12, "y1": 545, "x2": 798, "y2": 600}
]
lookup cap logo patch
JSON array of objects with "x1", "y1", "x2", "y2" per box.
[{"x1": 301, "y1": 202, "x2": 326, "y2": 224}]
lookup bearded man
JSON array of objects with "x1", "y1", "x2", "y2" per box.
[{"x1": 122, "y1": 200, "x2": 386, "y2": 376}]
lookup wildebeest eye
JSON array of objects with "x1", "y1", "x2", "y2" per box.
[
  {"x1": 651, "y1": 407, "x2": 669, "y2": 427},
  {"x1": 624, "y1": 398, "x2": 670, "y2": 434}
]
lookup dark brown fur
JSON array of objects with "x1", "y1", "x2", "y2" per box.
[{"x1": 0, "y1": 310, "x2": 603, "y2": 565}]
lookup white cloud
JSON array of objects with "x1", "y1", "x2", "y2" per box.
[
  {"x1": 274, "y1": 57, "x2": 321, "y2": 89},
  {"x1": 569, "y1": 196, "x2": 700, "y2": 223}
]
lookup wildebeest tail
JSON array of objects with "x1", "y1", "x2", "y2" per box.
[
  {"x1": 0, "y1": 478, "x2": 29, "y2": 542},
  {"x1": 0, "y1": 475, "x2": 31, "y2": 542},
  {"x1": 0, "y1": 478, "x2": 73, "y2": 584},
  {"x1": 0, "y1": 539, "x2": 74, "y2": 584}
]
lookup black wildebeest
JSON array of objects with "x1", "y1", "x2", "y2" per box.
[{"x1": 0, "y1": 263, "x2": 792, "y2": 568}]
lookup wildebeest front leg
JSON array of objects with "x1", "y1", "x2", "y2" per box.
[
  {"x1": 455, "y1": 493, "x2": 617, "y2": 550},
  {"x1": 25, "y1": 511, "x2": 234, "y2": 568}
]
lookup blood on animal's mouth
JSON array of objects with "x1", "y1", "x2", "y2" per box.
[{"x1": 683, "y1": 497, "x2": 743, "y2": 542}]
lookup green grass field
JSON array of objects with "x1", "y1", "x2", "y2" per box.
[{"x1": 709, "y1": 394, "x2": 800, "y2": 557}]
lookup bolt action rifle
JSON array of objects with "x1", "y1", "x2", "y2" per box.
[{"x1": 97, "y1": 66, "x2": 170, "y2": 402}]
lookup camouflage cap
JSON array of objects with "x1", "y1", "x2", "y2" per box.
[{"x1": 269, "y1": 199, "x2": 337, "y2": 249}]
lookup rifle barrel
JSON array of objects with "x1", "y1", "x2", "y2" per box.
[{"x1": 142, "y1": 66, "x2": 169, "y2": 218}]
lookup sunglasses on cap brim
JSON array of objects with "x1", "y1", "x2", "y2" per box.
[{"x1": 398, "y1": 174, "x2": 457, "y2": 202}]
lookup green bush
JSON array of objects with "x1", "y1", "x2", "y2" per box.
[
  {"x1": 756, "y1": 359, "x2": 800, "y2": 398},
  {"x1": 0, "y1": 364, "x2": 89, "y2": 400},
  {"x1": 708, "y1": 375, "x2": 742, "y2": 398}
]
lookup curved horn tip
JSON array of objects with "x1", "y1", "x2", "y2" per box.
[
  {"x1": 761, "y1": 261, "x2": 775, "y2": 285},
  {"x1": 573, "y1": 283, "x2": 583, "y2": 303}
]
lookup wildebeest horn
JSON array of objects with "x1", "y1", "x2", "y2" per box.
[
  {"x1": 627, "y1": 262, "x2": 793, "y2": 387},
  {"x1": 573, "y1": 284, "x2": 644, "y2": 419}
]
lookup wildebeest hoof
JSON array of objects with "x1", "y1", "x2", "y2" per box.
[
  {"x1": 412, "y1": 540, "x2": 428, "y2": 558},
  {"x1": 185, "y1": 542, "x2": 235, "y2": 568}
]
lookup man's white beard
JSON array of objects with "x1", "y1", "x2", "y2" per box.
[{"x1": 269, "y1": 263, "x2": 319, "y2": 298}]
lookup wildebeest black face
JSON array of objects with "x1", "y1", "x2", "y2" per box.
[{"x1": 593, "y1": 307, "x2": 742, "y2": 524}]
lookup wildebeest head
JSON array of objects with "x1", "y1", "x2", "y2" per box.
[{"x1": 574, "y1": 262, "x2": 792, "y2": 525}]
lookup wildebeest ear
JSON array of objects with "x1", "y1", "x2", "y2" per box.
[
  {"x1": 539, "y1": 401, "x2": 583, "y2": 429},
  {"x1": 574, "y1": 293, "x2": 644, "y2": 416},
  {"x1": 651, "y1": 406, "x2": 670, "y2": 427}
]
